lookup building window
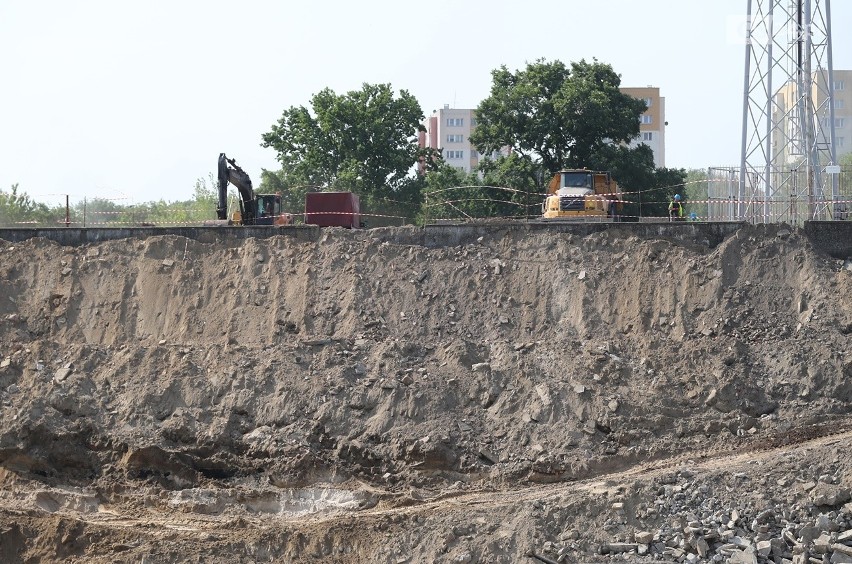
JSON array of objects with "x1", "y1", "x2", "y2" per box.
[
  {"x1": 643, "y1": 97, "x2": 652, "y2": 107},
  {"x1": 447, "y1": 134, "x2": 463, "y2": 143},
  {"x1": 641, "y1": 115, "x2": 652, "y2": 124},
  {"x1": 822, "y1": 118, "x2": 845, "y2": 129},
  {"x1": 836, "y1": 99, "x2": 845, "y2": 109},
  {"x1": 470, "y1": 150, "x2": 479, "y2": 158},
  {"x1": 470, "y1": 118, "x2": 478, "y2": 127},
  {"x1": 838, "y1": 137, "x2": 845, "y2": 148},
  {"x1": 447, "y1": 118, "x2": 464, "y2": 126},
  {"x1": 642, "y1": 132, "x2": 653, "y2": 141},
  {"x1": 446, "y1": 150, "x2": 463, "y2": 159},
  {"x1": 834, "y1": 81, "x2": 845, "y2": 91}
]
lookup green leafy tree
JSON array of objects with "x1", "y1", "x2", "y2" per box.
[
  {"x1": 467, "y1": 58, "x2": 679, "y2": 220},
  {"x1": 375, "y1": 174, "x2": 426, "y2": 226},
  {"x1": 837, "y1": 155, "x2": 852, "y2": 212},
  {"x1": 683, "y1": 169, "x2": 709, "y2": 219},
  {"x1": 419, "y1": 155, "x2": 538, "y2": 222},
  {"x1": 74, "y1": 197, "x2": 195, "y2": 227},
  {"x1": 651, "y1": 167, "x2": 689, "y2": 219},
  {"x1": 585, "y1": 144, "x2": 655, "y2": 219},
  {"x1": 257, "y1": 168, "x2": 312, "y2": 221},
  {"x1": 75, "y1": 197, "x2": 132, "y2": 226},
  {"x1": 194, "y1": 172, "x2": 242, "y2": 222},
  {"x1": 477, "y1": 153, "x2": 542, "y2": 218},
  {"x1": 193, "y1": 173, "x2": 218, "y2": 207},
  {"x1": 0, "y1": 184, "x2": 59, "y2": 226},
  {"x1": 64, "y1": 170, "x2": 289, "y2": 227},
  {"x1": 261, "y1": 83, "x2": 433, "y2": 222},
  {"x1": 421, "y1": 163, "x2": 482, "y2": 221},
  {"x1": 470, "y1": 58, "x2": 647, "y2": 175}
]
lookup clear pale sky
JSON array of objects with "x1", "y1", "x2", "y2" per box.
[{"x1": 2, "y1": 0, "x2": 850, "y2": 206}]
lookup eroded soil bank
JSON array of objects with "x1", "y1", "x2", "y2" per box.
[{"x1": 1, "y1": 224, "x2": 851, "y2": 563}]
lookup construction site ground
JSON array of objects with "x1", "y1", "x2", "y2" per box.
[{"x1": 1, "y1": 223, "x2": 851, "y2": 563}]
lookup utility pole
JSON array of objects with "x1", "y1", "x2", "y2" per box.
[{"x1": 740, "y1": 0, "x2": 838, "y2": 223}]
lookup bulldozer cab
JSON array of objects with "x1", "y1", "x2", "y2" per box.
[
  {"x1": 255, "y1": 194, "x2": 281, "y2": 225},
  {"x1": 548, "y1": 169, "x2": 610, "y2": 194},
  {"x1": 548, "y1": 170, "x2": 614, "y2": 194},
  {"x1": 561, "y1": 171, "x2": 595, "y2": 189}
]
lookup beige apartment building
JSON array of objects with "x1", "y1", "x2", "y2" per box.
[
  {"x1": 620, "y1": 86, "x2": 666, "y2": 168},
  {"x1": 420, "y1": 88, "x2": 666, "y2": 172},
  {"x1": 772, "y1": 69, "x2": 852, "y2": 166},
  {"x1": 419, "y1": 106, "x2": 480, "y2": 174}
]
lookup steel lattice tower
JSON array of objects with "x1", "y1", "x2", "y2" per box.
[{"x1": 739, "y1": 0, "x2": 840, "y2": 223}]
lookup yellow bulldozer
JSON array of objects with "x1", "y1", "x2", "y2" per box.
[{"x1": 541, "y1": 169, "x2": 623, "y2": 221}]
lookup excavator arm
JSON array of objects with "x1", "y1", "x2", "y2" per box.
[{"x1": 217, "y1": 153, "x2": 257, "y2": 223}]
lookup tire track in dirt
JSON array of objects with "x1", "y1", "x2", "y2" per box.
[
  {"x1": 12, "y1": 422, "x2": 850, "y2": 537},
  {"x1": 343, "y1": 424, "x2": 852, "y2": 522}
]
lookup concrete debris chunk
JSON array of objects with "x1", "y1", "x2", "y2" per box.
[
  {"x1": 53, "y1": 367, "x2": 73, "y2": 383},
  {"x1": 478, "y1": 449, "x2": 498, "y2": 464},
  {"x1": 600, "y1": 543, "x2": 637, "y2": 555},
  {"x1": 727, "y1": 547, "x2": 758, "y2": 564},
  {"x1": 814, "y1": 534, "x2": 833, "y2": 554},
  {"x1": 769, "y1": 538, "x2": 787, "y2": 556},
  {"x1": 812, "y1": 484, "x2": 851, "y2": 506},
  {"x1": 695, "y1": 538, "x2": 710, "y2": 557}
]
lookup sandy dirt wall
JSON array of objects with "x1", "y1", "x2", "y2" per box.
[{"x1": 0, "y1": 224, "x2": 850, "y2": 562}]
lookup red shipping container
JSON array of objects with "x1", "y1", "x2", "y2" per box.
[{"x1": 304, "y1": 192, "x2": 361, "y2": 228}]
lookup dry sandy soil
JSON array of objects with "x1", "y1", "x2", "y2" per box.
[{"x1": 0, "y1": 224, "x2": 851, "y2": 563}]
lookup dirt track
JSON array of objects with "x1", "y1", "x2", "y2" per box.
[{"x1": 1, "y1": 224, "x2": 850, "y2": 562}]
